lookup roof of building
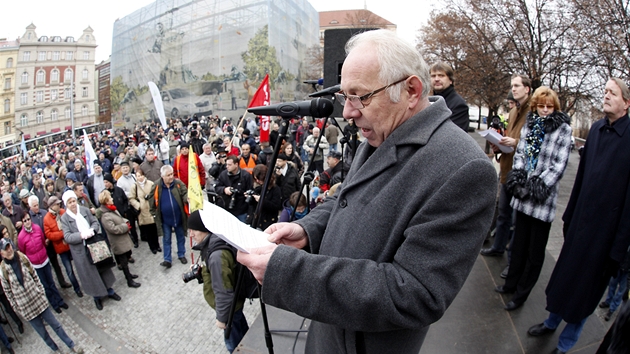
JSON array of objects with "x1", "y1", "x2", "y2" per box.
[{"x1": 319, "y1": 10, "x2": 395, "y2": 29}]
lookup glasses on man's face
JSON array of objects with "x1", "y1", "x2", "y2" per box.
[
  {"x1": 23, "y1": 217, "x2": 31, "y2": 222},
  {"x1": 335, "y1": 77, "x2": 409, "y2": 109},
  {"x1": 537, "y1": 104, "x2": 554, "y2": 110}
]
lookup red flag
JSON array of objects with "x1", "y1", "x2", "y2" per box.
[{"x1": 248, "y1": 74, "x2": 271, "y2": 142}]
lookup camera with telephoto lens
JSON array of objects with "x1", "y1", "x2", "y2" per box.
[
  {"x1": 228, "y1": 187, "x2": 240, "y2": 210},
  {"x1": 182, "y1": 264, "x2": 203, "y2": 284}
]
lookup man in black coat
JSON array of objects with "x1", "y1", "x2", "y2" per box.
[
  {"x1": 319, "y1": 151, "x2": 348, "y2": 194},
  {"x1": 215, "y1": 156, "x2": 253, "y2": 223},
  {"x1": 527, "y1": 78, "x2": 630, "y2": 354},
  {"x1": 274, "y1": 154, "x2": 299, "y2": 202},
  {"x1": 430, "y1": 62, "x2": 469, "y2": 132}
]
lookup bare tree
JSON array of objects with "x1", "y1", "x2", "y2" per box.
[{"x1": 418, "y1": 0, "x2": 601, "y2": 122}]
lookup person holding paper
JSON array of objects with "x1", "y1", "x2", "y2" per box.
[
  {"x1": 236, "y1": 30, "x2": 497, "y2": 354},
  {"x1": 495, "y1": 86, "x2": 572, "y2": 311},
  {"x1": 480, "y1": 75, "x2": 531, "y2": 275}
]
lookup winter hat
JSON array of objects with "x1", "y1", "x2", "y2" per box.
[{"x1": 188, "y1": 210, "x2": 210, "y2": 233}]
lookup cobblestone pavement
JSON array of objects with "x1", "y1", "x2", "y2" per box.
[{"x1": 3, "y1": 232, "x2": 261, "y2": 354}]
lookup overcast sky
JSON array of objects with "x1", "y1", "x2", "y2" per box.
[{"x1": 1, "y1": 0, "x2": 434, "y2": 63}]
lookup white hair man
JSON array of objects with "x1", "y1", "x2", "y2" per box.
[{"x1": 237, "y1": 30, "x2": 497, "y2": 353}]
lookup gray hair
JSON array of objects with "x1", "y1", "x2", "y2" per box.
[
  {"x1": 28, "y1": 195, "x2": 39, "y2": 207},
  {"x1": 2, "y1": 193, "x2": 12, "y2": 202},
  {"x1": 345, "y1": 29, "x2": 431, "y2": 102},
  {"x1": 160, "y1": 165, "x2": 173, "y2": 177}
]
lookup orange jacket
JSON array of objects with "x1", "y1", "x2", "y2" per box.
[
  {"x1": 44, "y1": 209, "x2": 70, "y2": 254},
  {"x1": 239, "y1": 154, "x2": 257, "y2": 174}
]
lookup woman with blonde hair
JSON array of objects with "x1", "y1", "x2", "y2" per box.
[{"x1": 497, "y1": 86, "x2": 572, "y2": 311}]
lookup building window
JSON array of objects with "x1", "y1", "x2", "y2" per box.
[
  {"x1": 23, "y1": 52, "x2": 30, "y2": 61},
  {"x1": 36, "y1": 111, "x2": 44, "y2": 123},
  {"x1": 3, "y1": 78, "x2": 9, "y2": 90},
  {"x1": 21, "y1": 72, "x2": 28, "y2": 85},
  {"x1": 51, "y1": 69, "x2": 59, "y2": 82},
  {"x1": 51, "y1": 109, "x2": 58, "y2": 121},
  {"x1": 39, "y1": 36, "x2": 48, "y2": 42},
  {"x1": 83, "y1": 51, "x2": 89, "y2": 60},
  {"x1": 6, "y1": 58, "x2": 13, "y2": 68},
  {"x1": 4, "y1": 122, "x2": 10, "y2": 135},
  {"x1": 82, "y1": 69, "x2": 89, "y2": 80},
  {"x1": 65, "y1": 107, "x2": 71, "y2": 119},
  {"x1": 81, "y1": 105, "x2": 88, "y2": 116},
  {"x1": 64, "y1": 87, "x2": 71, "y2": 98},
  {"x1": 3, "y1": 99, "x2": 9, "y2": 113},
  {"x1": 64, "y1": 68, "x2": 73, "y2": 82},
  {"x1": 20, "y1": 114, "x2": 28, "y2": 127},
  {"x1": 20, "y1": 93, "x2": 27, "y2": 105},
  {"x1": 66, "y1": 51, "x2": 74, "y2": 60},
  {"x1": 36, "y1": 91, "x2": 44, "y2": 103},
  {"x1": 52, "y1": 51, "x2": 60, "y2": 60},
  {"x1": 36, "y1": 70, "x2": 45, "y2": 84},
  {"x1": 85, "y1": 35, "x2": 90, "y2": 41},
  {"x1": 82, "y1": 87, "x2": 88, "y2": 97},
  {"x1": 65, "y1": 37, "x2": 74, "y2": 42},
  {"x1": 38, "y1": 51, "x2": 46, "y2": 61},
  {"x1": 51, "y1": 89, "x2": 58, "y2": 101}
]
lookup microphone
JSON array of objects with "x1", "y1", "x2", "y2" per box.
[
  {"x1": 248, "y1": 98, "x2": 334, "y2": 118},
  {"x1": 309, "y1": 84, "x2": 341, "y2": 98}
]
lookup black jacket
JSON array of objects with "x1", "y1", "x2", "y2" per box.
[
  {"x1": 106, "y1": 186, "x2": 130, "y2": 217},
  {"x1": 434, "y1": 85, "x2": 469, "y2": 132},
  {"x1": 215, "y1": 169, "x2": 254, "y2": 216},
  {"x1": 276, "y1": 164, "x2": 300, "y2": 201}
]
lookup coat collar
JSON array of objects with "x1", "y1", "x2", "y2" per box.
[
  {"x1": 343, "y1": 96, "x2": 452, "y2": 189},
  {"x1": 601, "y1": 114, "x2": 630, "y2": 137}
]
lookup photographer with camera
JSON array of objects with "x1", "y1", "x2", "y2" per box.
[
  {"x1": 215, "y1": 156, "x2": 253, "y2": 223},
  {"x1": 187, "y1": 210, "x2": 249, "y2": 353},
  {"x1": 246, "y1": 165, "x2": 282, "y2": 230}
]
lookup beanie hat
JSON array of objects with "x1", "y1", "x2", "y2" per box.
[
  {"x1": 188, "y1": 210, "x2": 210, "y2": 233},
  {"x1": 103, "y1": 173, "x2": 115, "y2": 184}
]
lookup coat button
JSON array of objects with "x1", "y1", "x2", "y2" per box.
[{"x1": 339, "y1": 199, "x2": 347, "y2": 208}]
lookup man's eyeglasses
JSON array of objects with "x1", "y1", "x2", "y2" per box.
[
  {"x1": 335, "y1": 77, "x2": 409, "y2": 109},
  {"x1": 217, "y1": 155, "x2": 227, "y2": 159},
  {"x1": 22, "y1": 217, "x2": 31, "y2": 222}
]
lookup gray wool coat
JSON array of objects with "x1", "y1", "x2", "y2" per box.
[
  {"x1": 61, "y1": 206, "x2": 115, "y2": 298},
  {"x1": 262, "y1": 97, "x2": 497, "y2": 354},
  {"x1": 99, "y1": 206, "x2": 133, "y2": 255}
]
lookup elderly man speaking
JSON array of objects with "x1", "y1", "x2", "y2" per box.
[{"x1": 238, "y1": 30, "x2": 496, "y2": 353}]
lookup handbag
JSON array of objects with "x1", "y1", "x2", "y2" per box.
[{"x1": 83, "y1": 233, "x2": 114, "y2": 267}]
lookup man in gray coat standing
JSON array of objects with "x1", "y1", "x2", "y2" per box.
[{"x1": 238, "y1": 30, "x2": 497, "y2": 353}]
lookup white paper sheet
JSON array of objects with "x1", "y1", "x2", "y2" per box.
[
  {"x1": 198, "y1": 200, "x2": 274, "y2": 253},
  {"x1": 478, "y1": 130, "x2": 514, "y2": 153}
]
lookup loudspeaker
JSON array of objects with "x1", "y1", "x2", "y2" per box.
[{"x1": 323, "y1": 28, "x2": 378, "y2": 118}]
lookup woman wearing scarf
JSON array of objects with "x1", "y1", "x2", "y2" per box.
[
  {"x1": 98, "y1": 190, "x2": 141, "y2": 288},
  {"x1": 43, "y1": 196, "x2": 83, "y2": 298},
  {"x1": 60, "y1": 191, "x2": 119, "y2": 311},
  {"x1": 496, "y1": 87, "x2": 572, "y2": 311},
  {"x1": 129, "y1": 169, "x2": 161, "y2": 254},
  {"x1": 17, "y1": 211, "x2": 67, "y2": 313}
]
